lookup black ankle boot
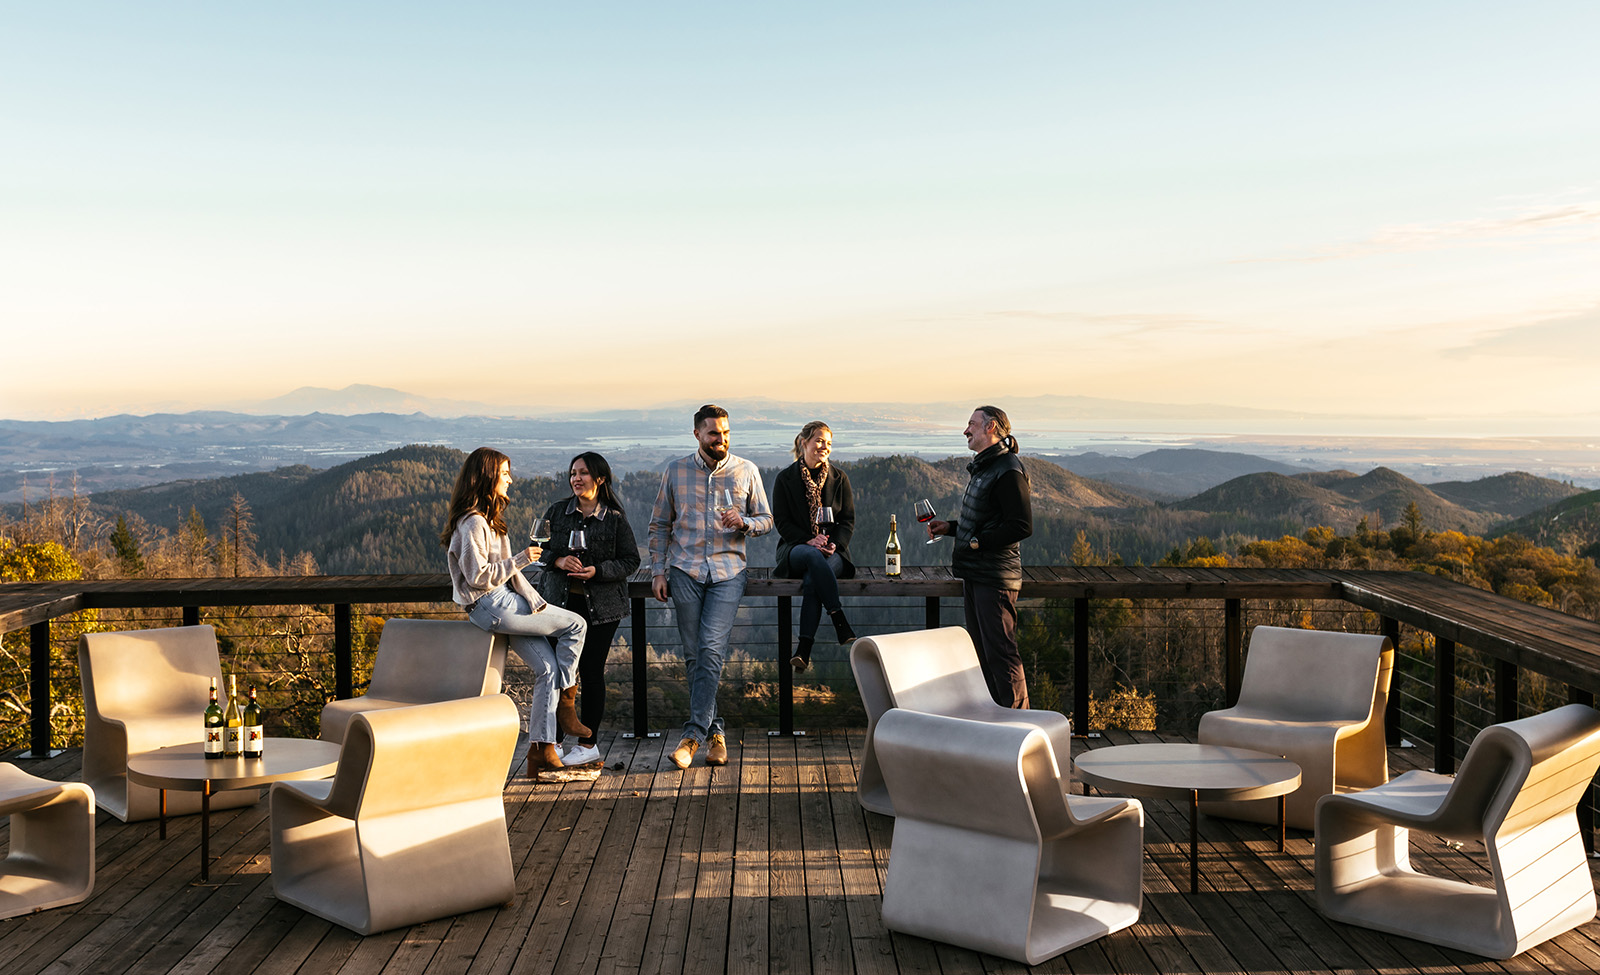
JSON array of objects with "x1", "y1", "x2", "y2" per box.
[
  {"x1": 790, "y1": 635, "x2": 815, "y2": 673},
  {"x1": 829, "y1": 609, "x2": 857, "y2": 645}
]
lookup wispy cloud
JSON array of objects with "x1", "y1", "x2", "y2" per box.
[
  {"x1": 985, "y1": 309, "x2": 1250, "y2": 339},
  {"x1": 1444, "y1": 305, "x2": 1600, "y2": 361},
  {"x1": 1241, "y1": 197, "x2": 1600, "y2": 264}
]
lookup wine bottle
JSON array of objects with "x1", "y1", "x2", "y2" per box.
[
  {"x1": 243, "y1": 684, "x2": 264, "y2": 759},
  {"x1": 204, "y1": 678, "x2": 225, "y2": 760},
  {"x1": 224, "y1": 674, "x2": 243, "y2": 757},
  {"x1": 885, "y1": 514, "x2": 902, "y2": 577}
]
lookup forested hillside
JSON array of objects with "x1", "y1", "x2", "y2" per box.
[{"x1": 1, "y1": 444, "x2": 1588, "y2": 577}]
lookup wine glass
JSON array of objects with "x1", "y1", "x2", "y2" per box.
[
  {"x1": 815, "y1": 505, "x2": 835, "y2": 530},
  {"x1": 567, "y1": 528, "x2": 588, "y2": 567},
  {"x1": 712, "y1": 487, "x2": 737, "y2": 533},
  {"x1": 529, "y1": 517, "x2": 552, "y2": 561},
  {"x1": 914, "y1": 499, "x2": 945, "y2": 544}
]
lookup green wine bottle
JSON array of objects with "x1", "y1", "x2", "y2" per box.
[
  {"x1": 243, "y1": 684, "x2": 264, "y2": 759},
  {"x1": 204, "y1": 678, "x2": 225, "y2": 760}
]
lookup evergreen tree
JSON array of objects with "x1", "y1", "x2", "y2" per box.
[{"x1": 109, "y1": 515, "x2": 144, "y2": 576}]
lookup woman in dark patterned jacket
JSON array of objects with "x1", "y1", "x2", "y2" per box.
[
  {"x1": 772, "y1": 420, "x2": 857, "y2": 672},
  {"x1": 533, "y1": 451, "x2": 641, "y2": 766}
]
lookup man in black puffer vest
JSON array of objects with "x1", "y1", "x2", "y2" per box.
[{"x1": 926, "y1": 405, "x2": 1034, "y2": 708}]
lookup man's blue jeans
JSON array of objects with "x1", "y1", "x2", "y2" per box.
[{"x1": 668, "y1": 566, "x2": 747, "y2": 744}]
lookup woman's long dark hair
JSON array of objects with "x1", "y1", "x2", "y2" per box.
[
  {"x1": 570, "y1": 451, "x2": 625, "y2": 514},
  {"x1": 440, "y1": 446, "x2": 511, "y2": 546}
]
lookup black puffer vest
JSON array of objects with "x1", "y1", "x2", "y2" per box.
[{"x1": 952, "y1": 445, "x2": 1026, "y2": 590}]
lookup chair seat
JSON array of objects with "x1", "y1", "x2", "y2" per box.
[{"x1": 0, "y1": 763, "x2": 96, "y2": 920}]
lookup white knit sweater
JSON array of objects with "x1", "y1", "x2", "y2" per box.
[{"x1": 447, "y1": 513, "x2": 546, "y2": 610}]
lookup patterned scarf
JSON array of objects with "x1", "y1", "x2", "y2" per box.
[{"x1": 800, "y1": 462, "x2": 828, "y2": 537}]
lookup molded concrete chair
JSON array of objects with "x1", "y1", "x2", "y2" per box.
[
  {"x1": 875, "y1": 709, "x2": 1143, "y2": 965},
  {"x1": 1315, "y1": 703, "x2": 1600, "y2": 959},
  {"x1": 1197, "y1": 625, "x2": 1393, "y2": 830},
  {"x1": 851, "y1": 626, "x2": 1072, "y2": 815},
  {"x1": 79, "y1": 625, "x2": 258, "y2": 822},
  {"x1": 319, "y1": 618, "x2": 508, "y2": 744},
  {"x1": 0, "y1": 764, "x2": 95, "y2": 919},
  {"x1": 271, "y1": 693, "x2": 520, "y2": 935}
]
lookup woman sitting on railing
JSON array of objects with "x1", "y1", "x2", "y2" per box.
[
  {"x1": 442, "y1": 446, "x2": 589, "y2": 775},
  {"x1": 772, "y1": 420, "x2": 857, "y2": 672},
  {"x1": 531, "y1": 451, "x2": 641, "y2": 767}
]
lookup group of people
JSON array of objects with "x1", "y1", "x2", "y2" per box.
[{"x1": 442, "y1": 403, "x2": 1033, "y2": 775}]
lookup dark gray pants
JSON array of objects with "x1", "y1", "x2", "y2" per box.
[{"x1": 962, "y1": 581, "x2": 1028, "y2": 709}]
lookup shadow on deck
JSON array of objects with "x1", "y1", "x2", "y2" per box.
[{"x1": 4, "y1": 730, "x2": 1600, "y2": 975}]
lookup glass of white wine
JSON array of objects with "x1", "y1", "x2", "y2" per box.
[
  {"x1": 529, "y1": 517, "x2": 552, "y2": 560},
  {"x1": 713, "y1": 487, "x2": 737, "y2": 533}
]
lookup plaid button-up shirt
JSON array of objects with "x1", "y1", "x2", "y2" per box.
[{"x1": 649, "y1": 450, "x2": 773, "y2": 583}]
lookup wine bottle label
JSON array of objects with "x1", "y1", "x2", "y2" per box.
[
  {"x1": 205, "y1": 728, "x2": 223, "y2": 755},
  {"x1": 226, "y1": 727, "x2": 243, "y2": 753},
  {"x1": 886, "y1": 554, "x2": 901, "y2": 575},
  {"x1": 245, "y1": 726, "x2": 263, "y2": 755}
]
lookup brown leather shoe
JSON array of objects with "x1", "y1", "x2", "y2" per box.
[
  {"x1": 527, "y1": 742, "x2": 564, "y2": 777},
  {"x1": 706, "y1": 733, "x2": 728, "y2": 767},
  {"x1": 557, "y1": 686, "x2": 591, "y2": 739},
  {"x1": 670, "y1": 737, "x2": 698, "y2": 770}
]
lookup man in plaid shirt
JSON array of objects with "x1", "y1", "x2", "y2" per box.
[{"x1": 650, "y1": 404, "x2": 774, "y2": 769}]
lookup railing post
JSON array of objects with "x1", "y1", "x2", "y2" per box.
[
  {"x1": 1381, "y1": 616, "x2": 1402, "y2": 745},
  {"x1": 631, "y1": 597, "x2": 649, "y2": 737},
  {"x1": 1224, "y1": 599, "x2": 1242, "y2": 708},
  {"x1": 778, "y1": 595, "x2": 794, "y2": 736},
  {"x1": 24, "y1": 620, "x2": 61, "y2": 758},
  {"x1": 1569, "y1": 686, "x2": 1596, "y2": 855},
  {"x1": 1434, "y1": 637, "x2": 1456, "y2": 774},
  {"x1": 924, "y1": 596, "x2": 940, "y2": 631},
  {"x1": 1074, "y1": 598, "x2": 1090, "y2": 737},
  {"x1": 183, "y1": 605, "x2": 200, "y2": 627},
  {"x1": 1494, "y1": 659, "x2": 1518, "y2": 724},
  {"x1": 333, "y1": 604, "x2": 353, "y2": 700}
]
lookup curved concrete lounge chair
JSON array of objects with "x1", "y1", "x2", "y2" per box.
[
  {"x1": 1197, "y1": 625, "x2": 1392, "y2": 830},
  {"x1": 79, "y1": 625, "x2": 257, "y2": 822},
  {"x1": 850, "y1": 626, "x2": 1072, "y2": 816},
  {"x1": 270, "y1": 693, "x2": 520, "y2": 936},
  {"x1": 0, "y1": 764, "x2": 95, "y2": 919},
  {"x1": 875, "y1": 709, "x2": 1143, "y2": 965},
  {"x1": 319, "y1": 618, "x2": 508, "y2": 744},
  {"x1": 1315, "y1": 703, "x2": 1600, "y2": 959}
]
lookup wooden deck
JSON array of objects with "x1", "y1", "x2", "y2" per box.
[{"x1": 7, "y1": 730, "x2": 1600, "y2": 975}]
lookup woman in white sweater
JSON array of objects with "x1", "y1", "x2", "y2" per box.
[{"x1": 442, "y1": 446, "x2": 589, "y2": 774}]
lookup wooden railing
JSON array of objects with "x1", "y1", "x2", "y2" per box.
[{"x1": 5, "y1": 567, "x2": 1600, "y2": 773}]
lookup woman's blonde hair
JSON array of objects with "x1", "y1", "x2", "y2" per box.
[{"x1": 792, "y1": 420, "x2": 832, "y2": 462}]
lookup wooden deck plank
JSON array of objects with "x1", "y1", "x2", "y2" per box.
[{"x1": 6, "y1": 735, "x2": 1600, "y2": 975}]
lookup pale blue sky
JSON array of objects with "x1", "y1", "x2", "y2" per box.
[{"x1": 4, "y1": 3, "x2": 1598, "y2": 430}]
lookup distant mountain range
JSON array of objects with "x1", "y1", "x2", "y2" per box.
[{"x1": 8, "y1": 443, "x2": 1588, "y2": 574}]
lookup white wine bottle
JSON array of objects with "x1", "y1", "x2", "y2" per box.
[
  {"x1": 224, "y1": 674, "x2": 243, "y2": 757},
  {"x1": 204, "y1": 679, "x2": 225, "y2": 760},
  {"x1": 243, "y1": 684, "x2": 264, "y2": 759},
  {"x1": 885, "y1": 514, "x2": 902, "y2": 577}
]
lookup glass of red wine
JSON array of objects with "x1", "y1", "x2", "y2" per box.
[
  {"x1": 567, "y1": 528, "x2": 588, "y2": 568},
  {"x1": 914, "y1": 499, "x2": 944, "y2": 544}
]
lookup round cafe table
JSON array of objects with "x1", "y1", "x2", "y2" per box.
[
  {"x1": 1074, "y1": 742, "x2": 1301, "y2": 894},
  {"x1": 125, "y1": 739, "x2": 341, "y2": 882}
]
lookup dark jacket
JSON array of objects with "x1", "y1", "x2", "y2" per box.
[
  {"x1": 771, "y1": 460, "x2": 857, "y2": 579},
  {"x1": 530, "y1": 497, "x2": 641, "y2": 624},
  {"x1": 949, "y1": 443, "x2": 1032, "y2": 590}
]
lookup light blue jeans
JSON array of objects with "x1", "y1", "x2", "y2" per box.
[
  {"x1": 668, "y1": 566, "x2": 747, "y2": 744},
  {"x1": 468, "y1": 585, "x2": 587, "y2": 744}
]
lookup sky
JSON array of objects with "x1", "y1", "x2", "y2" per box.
[{"x1": 4, "y1": 3, "x2": 1599, "y2": 431}]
